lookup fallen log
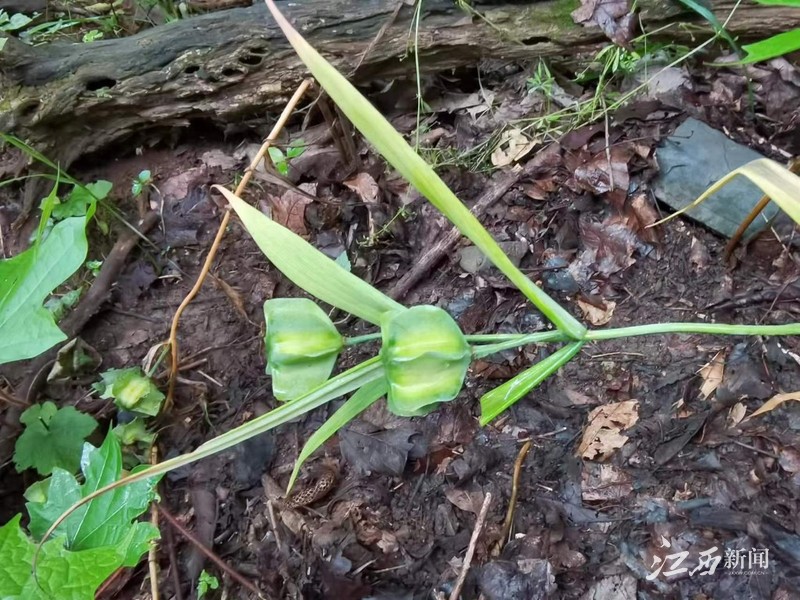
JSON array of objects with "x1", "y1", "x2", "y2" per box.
[{"x1": 1, "y1": 0, "x2": 798, "y2": 169}]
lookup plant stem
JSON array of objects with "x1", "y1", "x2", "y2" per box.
[
  {"x1": 344, "y1": 333, "x2": 382, "y2": 345},
  {"x1": 586, "y1": 321, "x2": 800, "y2": 340}
]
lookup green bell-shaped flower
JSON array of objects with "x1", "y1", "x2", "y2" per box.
[
  {"x1": 264, "y1": 298, "x2": 343, "y2": 401},
  {"x1": 380, "y1": 305, "x2": 471, "y2": 417}
]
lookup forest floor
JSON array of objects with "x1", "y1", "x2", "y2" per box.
[{"x1": 2, "y1": 6, "x2": 800, "y2": 600}]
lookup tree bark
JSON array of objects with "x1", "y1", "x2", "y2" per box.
[{"x1": 1, "y1": 0, "x2": 798, "y2": 167}]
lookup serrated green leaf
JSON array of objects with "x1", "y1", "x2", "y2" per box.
[
  {"x1": 14, "y1": 402, "x2": 97, "y2": 475},
  {"x1": 263, "y1": 0, "x2": 586, "y2": 340},
  {"x1": 0, "y1": 515, "x2": 121, "y2": 600},
  {"x1": 215, "y1": 185, "x2": 405, "y2": 325},
  {"x1": 287, "y1": 378, "x2": 388, "y2": 492},
  {"x1": 0, "y1": 216, "x2": 90, "y2": 364},
  {"x1": 26, "y1": 431, "x2": 160, "y2": 566},
  {"x1": 479, "y1": 342, "x2": 584, "y2": 425}
]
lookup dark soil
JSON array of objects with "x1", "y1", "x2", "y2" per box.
[{"x1": 2, "y1": 39, "x2": 800, "y2": 600}]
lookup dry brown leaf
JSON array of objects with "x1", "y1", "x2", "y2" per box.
[
  {"x1": 779, "y1": 447, "x2": 800, "y2": 473},
  {"x1": 571, "y1": 0, "x2": 635, "y2": 49},
  {"x1": 444, "y1": 487, "x2": 485, "y2": 515},
  {"x1": 727, "y1": 402, "x2": 747, "y2": 428},
  {"x1": 577, "y1": 299, "x2": 616, "y2": 326},
  {"x1": 491, "y1": 128, "x2": 535, "y2": 167},
  {"x1": 270, "y1": 184, "x2": 315, "y2": 235},
  {"x1": 344, "y1": 172, "x2": 380, "y2": 204},
  {"x1": 698, "y1": 350, "x2": 725, "y2": 399},
  {"x1": 582, "y1": 464, "x2": 633, "y2": 501},
  {"x1": 746, "y1": 391, "x2": 800, "y2": 420},
  {"x1": 578, "y1": 400, "x2": 639, "y2": 460}
]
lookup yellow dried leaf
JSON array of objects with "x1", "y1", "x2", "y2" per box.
[
  {"x1": 746, "y1": 391, "x2": 800, "y2": 420},
  {"x1": 698, "y1": 350, "x2": 725, "y2": 399},
  {"x1": 727, "y1": 402, "x2": 747, "y2": 427},
  {"x1": 578, "y1": 400, "x2": 639, "y2": 460},
  {"x1": 577, "y1": 299, "x2": 616, "y2": 326}
]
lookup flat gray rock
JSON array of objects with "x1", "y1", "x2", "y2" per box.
[{"x1": 653, "y1": 118, "x2": 781, "y2": 238}]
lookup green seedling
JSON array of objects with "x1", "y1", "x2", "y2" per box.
[
  {"x1": 197, "y1": 569, "x2": 220, "y2": 599},
  {"x1": 131, "y1": 169, "x2": 152, "y2": 197},
  {"x1": 38, "y1": 0, "x2": 800, "y2": 567},
  {"x1": 268, "y1": 140, "x2": 305, "y2": 176}
]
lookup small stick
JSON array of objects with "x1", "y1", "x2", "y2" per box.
[
  {"x1": 449, "y1": 492, "x2": 492, "y2": 600},
  {"x1": 387, "y1": 171, "x2": 520, "y2": 300},
  {"x1": 148, "y1": 445, "x2": 161, "y2": 600},
  {"x1": 157, "y1": 504, "x2": 264, "y2": 599},
  {"x1": 165, "y1": 78, "x2": 313, "y2": 406},
  {"x1": 496, "y1": 440, "x2": 531, "y2": 553}
]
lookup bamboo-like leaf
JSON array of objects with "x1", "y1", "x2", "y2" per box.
[
  {"x1": 263, "y1": 0, "x2": 586, "y2": 341},
  {"x1": 479, "y1": 342, "x2": 584, "y2": 425},
  {"x1": 287, "y1": 378, "x2": 387, "y2": 492},
  {"x1": 214, "y1": 185, "x2": 404, "y2": 325},
  {"x1": 739, "y1": 29, "x2": 800, "y2": 64},
  {"x1": 41, "y1": 357, "x2": 385, "y2": 553},
  {"x1": 653, "y1": 158, "x2": 800, "y2": 229}
]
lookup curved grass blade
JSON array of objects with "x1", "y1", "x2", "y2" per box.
[
  {"x1": 480, "y1": 342, "x2": 584, "y2": 425},
  {"x1": 263, "y1": 0, "x2": 586, "y2": 341},
  {"x1": 652, "y1": 158, "x2": 800, "y2": 229},
  {"x1": 287, "y1": 378, "x2": 388, "y2": 492},
  {"x1": 214, "y1": 185, "x2": 404, "y2": 325},
  {"x1": 39, "y1": 357, "x2": 385, "y2": 562}
]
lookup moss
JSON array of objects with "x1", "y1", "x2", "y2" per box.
[{"x1": 487, "y1": 0, "x2": 581, "y2": 37}]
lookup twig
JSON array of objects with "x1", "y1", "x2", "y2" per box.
[
  {"x1": 387, "y1": 171, "x2": 520, "y2": 300},
  {"x1": 148, "y1": 445, "x2": 161, "y2": 600},
  {"x1": 495, "y1": 441, "x2": 531, "y2": 554},
  {"x1": 350, "y1": 0, "x2": 406, "y2": 77},
  {"x1": 157, "y1": 505, "x2": 264, "y2": 598},
  {"x1": 449, "y1": 492, "x2": 492, "y2": 600},
  {"x1": 165, "y1": 79, "x2": 313, "y2": 406}
]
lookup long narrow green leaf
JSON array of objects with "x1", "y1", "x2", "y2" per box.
[
  {"x1": 215, "y1": 185, "x2": 404, "y2": 325},
  {"x1": 263, "y1": 0, "x2": 586, "y2": 341},
  {"x1": 42, "y1": 358, "x2": 385, "y2": 549},
  {"x1": 653, "y1": 158, "x2": 800, "y2": 228},
  {"x1": 480, "y1": 342, "x2": 583, "y2": 425},
  {"x1": 287, "y1": 378, "x2": 388, "y2": 492},
  {"x1": 740, "y1": 29, "x2": 800, "y2": 64}
]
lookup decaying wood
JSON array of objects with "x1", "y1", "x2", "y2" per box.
[{"x1": 1, "y1": 0, "x2": 799, "y2": 170}]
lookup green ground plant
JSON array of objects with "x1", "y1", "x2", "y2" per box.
[
  {"x1": 36, "y1": 5, "x2": 800, "y2": 555},
  {"x1": 3, "y1": 0, "x2": 798, "y2": 591}
]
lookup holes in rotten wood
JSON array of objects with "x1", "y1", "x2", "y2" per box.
[
  {"x1": 184, "y1": 65, "x2": 201, "y2": 74},
  {"x1": 85, "y1": 76, "x2": 117, "y2": 91}
]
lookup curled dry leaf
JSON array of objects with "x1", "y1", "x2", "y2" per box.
[
  {"x1": 571, "y1": 0, "x2": 635, "y2": 49},
  {"x1": 727, "y1": 402, "x2": 747, "y2": 428},
  {"x1": 344, "y1": 172, "x2": 380, "y2": 204},
  {"x1": 491, "y1": 128, "x2": 535, "y2": 167},
  {"x1": 578, "y1": 400, "x2": 639, "y2": 460},
  {"x1": 698, "y1": 350, "x2": 725, "y2": 399},
  {"x1": 746, "y1": 391, "x2": 800, "y2": 420},
  {"x1": 577, "y1": 299, "x2": 616, "y2": 326},
  {"x1": 445, "y1": 487, "x2": 486, "y2": 515},
  {"x1": 270, "y1": 183, "x2": 317, "y2": 236}
]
